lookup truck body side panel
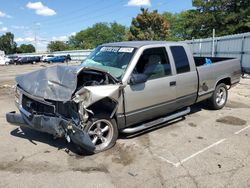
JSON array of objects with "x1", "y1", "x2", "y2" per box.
[{"x1": 196, "y1": 58, "x2": 241, "y2": 102}]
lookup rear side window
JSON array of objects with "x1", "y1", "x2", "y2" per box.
[{"x1": 170, "y1": 46, "x2": 190, "y2": 74}]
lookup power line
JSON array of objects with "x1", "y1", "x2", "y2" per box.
[
  {"x1": 36, "y1": 1, "x2": 171, "y2": 45},
  {"x1": 35, "y1": 0, "x2": 101, "y2": 24},
  {"x1": 40, "y1": 2, "x2": 133, "y2": 32},
  {"x1": 37, "y1": 0, "x2": 124, "y2": 26}
]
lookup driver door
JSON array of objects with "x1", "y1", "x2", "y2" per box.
[{"x1": 124, "y1": 47, "x2": 177, "y2": 126}]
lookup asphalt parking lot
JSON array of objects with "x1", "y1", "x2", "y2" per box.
[{"x1": 0, "y1": 63, "x2": 249, "y2": 188}]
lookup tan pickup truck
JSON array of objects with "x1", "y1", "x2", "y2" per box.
[{"x1": 6, "y1": 41, "x2": 241, "y2": 153}]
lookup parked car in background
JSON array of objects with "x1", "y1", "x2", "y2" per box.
[
  {"x1": 0, "y1": 56, "x2": 11, "y2": 65},
  {"x1": 41, "y1": 55, "x2": 54, "y2": 62},
  {"x1": 46, "y1": 56, "x2": 66, "y2": 63},
  {"x1": 16, "y1": 56, "x2": 40, "y2": 65},
  {"x1": 7, "y1": 55, "x2": 19, "y2": 64},
  {"x1": 31, "y1": 56, "x2": 41, "y2": 63}
]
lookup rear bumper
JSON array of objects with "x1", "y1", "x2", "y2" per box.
[{"x1": 6, "y1": 111, "x2": 95, "y2": 152}]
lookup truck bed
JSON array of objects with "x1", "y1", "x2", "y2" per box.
[
  {"x1": 194, "y1": 57, "x2": 234, "y2": 67},
  {"x1": 194, "y1": 56, "x2": 241, "y2": 102}
]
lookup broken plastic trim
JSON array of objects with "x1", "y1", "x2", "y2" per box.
[{"x1": 6, "y1": 111, "x2": 95, "y2": 152}]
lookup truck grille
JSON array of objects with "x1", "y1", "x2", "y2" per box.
[{"x1": 22, "y1": 95, "x2": 55, "y2": 115}]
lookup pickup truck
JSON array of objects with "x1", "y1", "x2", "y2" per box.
[{"x1": 6, "y1": 41, "x2": 241, "y2": 153}]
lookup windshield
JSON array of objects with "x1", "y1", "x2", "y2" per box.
[{"x1": 81, "y1": 46, "x2": 136, "y2": 79}]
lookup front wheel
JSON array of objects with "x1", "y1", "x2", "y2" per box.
[
  {"x1": 209, "y1": 83, "x2": 228, "y2": 110},
  {"x1": 83, "y1": 113, "x2": 118, "y2": 153}
]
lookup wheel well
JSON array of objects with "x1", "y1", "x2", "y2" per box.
[
  {"x1": 217, "y1": 77, "x2": 231, "y2": 86},
  {"x1": 87, "y1": 97, "x2": 117, "y2": 118}
]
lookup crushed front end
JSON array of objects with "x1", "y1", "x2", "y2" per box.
[
  {"x1": 6, "y1": 65, "x2": 122, "y2": 153},
  {"x1": 6, "y1": 86, "x2": 95, "y2": 152}
]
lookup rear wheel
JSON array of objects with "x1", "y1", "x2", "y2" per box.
[
  {"x1": 209, "y1": 83, "x2": 228, "y2": 110},
  {"x1": 83, "y1": 113, "x2": 118, "y2": 153}
]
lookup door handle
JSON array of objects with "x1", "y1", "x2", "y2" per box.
[{"x1": 170, "y1": 81, "x2": 176, "y2": 87}]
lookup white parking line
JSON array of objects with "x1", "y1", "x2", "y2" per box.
[
  {"x1": 174, "y1": 138, "x2": 226, "y2": 167},
  {"x1": 156, "y1": 125, "x2": 250, "y2": 167},
  {"x1": 234, "y1": 125, "x2": 250, "y2": 135},
  {"x1": 155, "y1": 139, "x2": 226, "y2": 167}
]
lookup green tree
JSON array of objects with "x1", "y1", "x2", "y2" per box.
[
  {"x1": 17, "y1": 44, "x2": 36, "y2": 53},
  {"x1": 0, "y1": 32, "x2": 17, "y2": 54},
  {"x1": 163, "y1": 1, "x2": 250, "y2": 40},
  {"x1": 128, "y1": 8, "x2": 170, "y2": 41},
  {"x1": 68, "y1": 22, "x2": 126, "y2": 49},
  {"x1": 47, "y1": 41, "x2": 68, "y2": 52},
  {"x1": 192, "y1": 0, "x2": 250, "y2": 37},
  {"x1": 163, "y1": 10, "x2": 201, "y2": 40}
]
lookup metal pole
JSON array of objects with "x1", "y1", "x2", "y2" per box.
[
  {"x1": 240, "y1": 35, "x2": 245, "y2": 74},
  {"x1": 199, "y1": 39, "x2": 202, "y2": 57},
  {"x1": 212, "y1": 29, "x2": 215, "y2": 57}
]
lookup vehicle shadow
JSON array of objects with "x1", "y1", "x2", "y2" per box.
[
  {"x1": 10, "y1": 127, "x2": 82, "y2": 154},
  {"x1": 120, "y1": 101, "x2": 211, "y2": 140},
  {"x1": 9, "y1": 101, "x2": 211, "y2": 153}
]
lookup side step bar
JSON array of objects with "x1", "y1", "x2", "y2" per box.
[{"x1": 121, "y1": 107, "x2": 191, "y2": 134}]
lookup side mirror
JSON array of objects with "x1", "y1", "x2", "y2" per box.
[{"x1": 129, "y1": 74, "x2": 147, "y2": 85}]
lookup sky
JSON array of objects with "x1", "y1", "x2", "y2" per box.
[{"x1": 0, "y1": 0, "x2": 193, "y2": 51}]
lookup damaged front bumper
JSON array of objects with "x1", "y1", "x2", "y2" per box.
[{"x1": 6, "y1": 111, "x2": 95, "y2": 152}]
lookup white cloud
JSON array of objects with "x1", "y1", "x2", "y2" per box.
[
  {"x1": 15, "y1": 37, "x2": 25, "y2": 42},
  {"x1": 12, "y1": 25, "x2": 29, "y2": 30},
  {"x1": 26, "y1": 2, "x2": 56, "y2": 16},
  {"x1": 0, "y1": 27, "x2": 8, "y2": 32},
  {"x1": 52, "y1": 35, "x2": 68, "y2": 41},
  {"x1": 0, "y1": 21, "x2": 3, "y2": 25},
  {"x1": 15, "y1": 37, "x2": 34, "y2": 43},
  {"x1": 51, "y1": 32, "x2": 77, "y2": 41},
  {"x1": 127, "y1": 0, "x2": 151, "y2": 7},
  {"x1": 0, "y1": 11, "x2": 11, "y2": 18}
]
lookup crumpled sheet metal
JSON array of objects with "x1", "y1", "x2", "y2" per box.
[
  {"x1": 74, "y1": 85, "x2": 121, "y2": 107},
  {"x1": 16, "y1": 65, "x2": 82, "y2": 101}
]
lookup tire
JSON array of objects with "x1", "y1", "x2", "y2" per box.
[
  {"x1": 82, "y1": 113, "x2": 118, "y2": 153},
  {"x1": 209, "y1": 83, "x2": 228, "y2": 110}
]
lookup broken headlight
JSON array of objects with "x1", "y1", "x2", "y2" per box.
[{"x1": 15, "y1": 86, "x2": 21, "y2": 105}]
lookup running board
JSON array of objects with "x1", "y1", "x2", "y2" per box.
[{"x1": 121, "y1": 107, "x2": 191, "y2": 134}]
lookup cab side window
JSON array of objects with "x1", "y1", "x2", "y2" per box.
[
  {"x1": 170, "y1": 46, "x2": 190, "y2": 74},
  {"x1": 135, "y1": 47, "x2": 171, "y2": 80}
]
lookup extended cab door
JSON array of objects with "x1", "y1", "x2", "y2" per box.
[
  {"x1": 169, "y1": 45, "x2": 198, "y2": 108},
  {"x1": 123, "y1": 47, "x2": 177, "y2": 126}
]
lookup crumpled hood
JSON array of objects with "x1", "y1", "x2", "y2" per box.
[{"x1": 16, "y1": 65, "x2": 83, "y2": 101}]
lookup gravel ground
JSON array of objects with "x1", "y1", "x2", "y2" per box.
[{"x1": 0, "y1": 63, "x2": 249, "y2": 188}]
